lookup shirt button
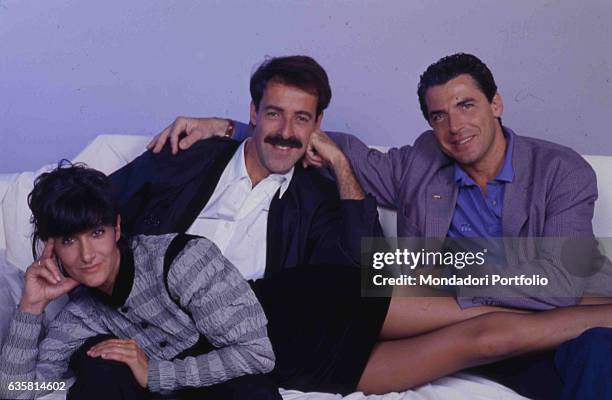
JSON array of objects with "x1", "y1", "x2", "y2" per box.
[
  {"x1": 492, "y1": 200, "x2": 497, "y2": 206},
  {"x1": 159, "y1": 341, "x2": 168, "y2": 348}
]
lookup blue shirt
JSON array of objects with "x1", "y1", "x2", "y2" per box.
[{"x1": 448, "y1": 129, "x2": 515, "y2": 239}]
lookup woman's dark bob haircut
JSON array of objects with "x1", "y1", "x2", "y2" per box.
[{"x1": 28, "y1": 160, "x2": 119, "y2": 258}]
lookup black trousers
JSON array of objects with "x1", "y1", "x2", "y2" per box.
[{"x1": 67, "y1": 335, "x2": 282, "y2": 400}]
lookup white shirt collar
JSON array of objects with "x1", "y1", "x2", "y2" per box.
[{"x1": 229, "y1": 139, "x2": 294, "y2": 199}]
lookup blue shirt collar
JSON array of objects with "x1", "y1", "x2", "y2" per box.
[{"x1": 453, "y1": 127, "x2": 515, "y2": 186}]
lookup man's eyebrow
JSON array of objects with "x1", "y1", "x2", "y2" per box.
[
  {"x1": 264, "y1": 105, "x2": 284, "y2": 112},
  {"x1": 295, "y1": 110, "x2": 314, "y2": 119},
  {"x1": 456, "y1": 97, "x2": 476, "y2": 106}
]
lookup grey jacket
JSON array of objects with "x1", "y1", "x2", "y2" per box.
[
  {"x1": 329, "y1": 127, "x2": 600, "y2": 310},
  {"x1": 0, "y1": 234, "x2": 274, "y2": 398}
]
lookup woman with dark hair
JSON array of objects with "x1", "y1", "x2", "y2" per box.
[
  {"x1": 0, "y1": 162, "x2": 277, "y2": 400},
  {"x1": 3, "y1": 162, "x2": 612, "y2": 400}
]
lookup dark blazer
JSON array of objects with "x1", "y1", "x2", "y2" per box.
[{"x1": 110, "y1": 138, "x2": 381, "y2": 277}]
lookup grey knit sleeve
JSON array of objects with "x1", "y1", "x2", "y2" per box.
[
  {"x1": 0, "y1": 306, "x2": 97, "y2": 399},
  {"x1": 0, "y1": 310, "x2": 46, "y2": 398},
  {"x1": 147, "y1": 238, "x2": 275, "y2": 393}
]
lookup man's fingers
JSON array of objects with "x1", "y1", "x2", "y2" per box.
[
  {"x1": 178, "y1": 132, "x2": 200, "y2": 150},
  {"x1": 151, "y1": 128, "x2": 170, "y2": 154},
  {"x1": 304, "y1": 155, "x2": 323, "y2": 168},
  {"x1": 146, "y1": 133, "x2": 160, "y2": 150},
  {"x1": 304, "y1": 144, "x2": 324, "y2": 166},
  {"x1": 169, "y1": 122, "x2": 188, "y2": 155}
]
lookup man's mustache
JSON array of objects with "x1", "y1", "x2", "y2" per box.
[{"x1": 264, "y1": 135, "x2": 303, "y2": 149}]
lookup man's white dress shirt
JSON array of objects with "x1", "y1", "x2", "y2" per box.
[{"x1": 187, "y1": 140, "x2": 294, "y2": 280}]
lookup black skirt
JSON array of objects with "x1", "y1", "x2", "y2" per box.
[{"x1": 250, "y1": 266, "x2": 391, "y2": 395}]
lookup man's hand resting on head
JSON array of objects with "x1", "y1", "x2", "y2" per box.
[{"x1": 304, "y1": 129, "x2": 365, "y2": 200}]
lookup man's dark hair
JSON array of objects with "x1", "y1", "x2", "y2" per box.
[
  {"x1": 250, "y1": 55, "x2": 332, "y2": 117},
  {"x1": 417, "y1": 53, "x2": 498, "y2": 121},
  {"x1": 28, "y1": 160, "x2": 119, "y2": 258}
]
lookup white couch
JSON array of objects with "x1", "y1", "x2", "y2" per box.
[{"x1": 4, "y1": 134, "x2": 610, "y2": 399}]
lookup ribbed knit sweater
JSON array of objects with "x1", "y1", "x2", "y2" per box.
[{"x1": 0, "y1": 234, "x2": 274, "y2": 399}]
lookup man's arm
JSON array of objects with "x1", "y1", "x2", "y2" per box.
[
  {"x1": 148, "y1": 117, "x2": 235, "y2": 154},
  {"x1": 147, "y1": 117, "x2": 409, "y2": 209},
  {"x1": 306, "y1": 129, "x2": 364, "y2": 200}
]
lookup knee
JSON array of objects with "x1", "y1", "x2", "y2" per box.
[
  {"x1": 472, "y1": 313, "x2": 521, "y2": 362},
  {"x1": 75, "y1": 351, "x2": 133, "y2": 380}
]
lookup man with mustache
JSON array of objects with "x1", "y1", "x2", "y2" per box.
[
  {"x1": 108, "y1": 55, "x2": 383, "y2": 399},
  {"x1": 112, "y1": 54, "x2": 380, "y2": 280}
]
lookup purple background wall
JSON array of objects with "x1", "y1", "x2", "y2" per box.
[{"x1": 1, "y1": 0, "x2": 611, "y2": 173}]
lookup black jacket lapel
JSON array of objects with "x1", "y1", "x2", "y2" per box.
[{"x1": 174, "y1": 140, "x2": 240, "y2": 233}]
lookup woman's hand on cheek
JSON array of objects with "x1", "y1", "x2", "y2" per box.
[{"x1": 19, "y1": 238, "x2": 80, "y2": 315}]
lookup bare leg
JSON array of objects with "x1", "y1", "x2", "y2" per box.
[
  {"x1": 380, "y1": 296, "x2": 527, "y2": 339},
  {"x1": 357, "y1": 304, "x2": 612, "y2": 394}
]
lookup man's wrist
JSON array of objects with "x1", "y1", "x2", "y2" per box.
[
  {"x1": 212, "y1": 118, "x2": 235, "y2": 138},
  {"x1": 210, "y1": 118, "x2": 232, "y2": 138},
  {"x1": 329, "y1": 150, "x2": 350, "y2": 171}
]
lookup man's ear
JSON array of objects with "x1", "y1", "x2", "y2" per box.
[
  {"x1": 250, "y1": 102, "x2": 258, "y2": 127},
  {"x1": 115, "y1": 215, "x2": 122, "y2": 242},
  {"x1": 491, "y1": 92, "x2": 504, "y2": 119},
  {"x1": 315, "y1": 111, "x2": 324, "y2": 129}
]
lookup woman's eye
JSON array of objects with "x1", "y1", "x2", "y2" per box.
[
  {"x1": 92, "y1": 228, "x2": 105, "y2": 237},
  {"x1": 61, "y1": 237, "x2": 75, "y2": 245}
]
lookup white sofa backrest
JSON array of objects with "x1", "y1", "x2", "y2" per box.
[
  {"x1": 583, "y1": 155, "x2": 612, "y2": 237},
  {"x1": 1, "y1": 135, "x2": 611, "y2": 270}
]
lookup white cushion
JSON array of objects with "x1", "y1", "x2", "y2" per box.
[
  {"x1": 0, "y1": 135, "x2": 150, "y2": 271},
  {"x1": 584, "y1": 155, "x2": 612, "y2": 237}
]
